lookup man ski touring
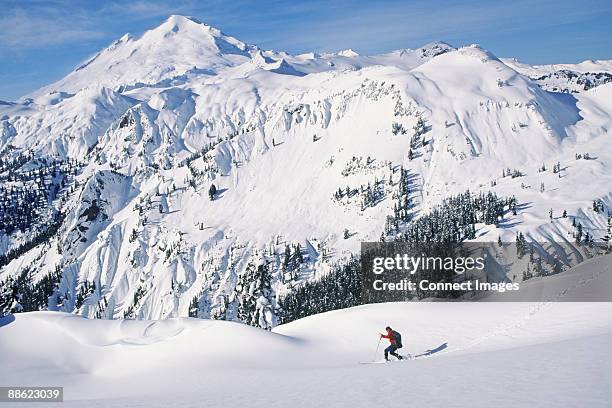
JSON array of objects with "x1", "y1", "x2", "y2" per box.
[{"x1": 380, "y1": 326, "x2": 404, "y2": 361}]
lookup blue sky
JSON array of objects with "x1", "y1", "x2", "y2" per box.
[{"x1": 0, "y1": 0, "x2": 611, "y2": 100}]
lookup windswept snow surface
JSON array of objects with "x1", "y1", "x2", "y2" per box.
[{"x1": 1, "y1": 254, "x2": 612, "y2": 407}]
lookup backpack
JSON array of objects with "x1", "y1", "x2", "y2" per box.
[{"x1": 392, "y1": 330, "x2": 402, "y2": 348}]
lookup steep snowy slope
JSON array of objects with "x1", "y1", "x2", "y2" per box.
[
  {"x1": 8, "y1": 87, "x2": 137, "y2": 157},
  {"x1": 1, "y1": 253, "x2": 611, "y2": 407},
  {"x1": 1, "y1": 16, "x2": 611, "y2": 323}
]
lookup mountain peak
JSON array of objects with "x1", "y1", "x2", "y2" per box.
[
  {"x1": 165, "y1": 14, "x2": 202, "y2": 25},
  {"x1": 30, "y1": 15, "x2": 253, "y2": 96},
  {"x1": 418, "y1": 41, "x2": 455, "y2": 58},
  {"x1": 337, "y1": 49, "x2": 359, "y2": 58},
  {"x1": 156, "y1": 15, "x2": 229, "y2": 39},
  {"x1": 152, "y1": 14, "x2": 215, "y2": 37},
  {"x1": 145, "y1": 15, "x2": 250, "y2": 55}
]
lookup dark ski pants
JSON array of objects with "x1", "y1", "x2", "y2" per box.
[{"x1": 384, "y1": 344, "x2": 402, "y2": 360}]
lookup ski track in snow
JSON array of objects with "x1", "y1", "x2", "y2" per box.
[{"x1": 444, "y1": 262, "x2": 612, "y2": 357}]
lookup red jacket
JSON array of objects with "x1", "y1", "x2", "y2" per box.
[{"x1": 381, "y1": 331, "x2": 397, "y2": 345}]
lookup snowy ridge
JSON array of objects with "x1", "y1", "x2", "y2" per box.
[
  {"x1": 502, "y1": 57, "x2": 612, "y2": 93},
  {"x1": 502, "y1": 57, "x2": 612, "y2": 76}
]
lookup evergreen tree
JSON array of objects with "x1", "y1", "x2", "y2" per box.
[
  {"x1": 208, "y1": 184, "x2": 217, "y2": 200},
  {"x1": 413, "y1": 117, "x2": 427, "y2": 137},
  {"x1": 235, "y1": 261, "x2": 274, "y2": 329},
  {"x1": 188, "y1": 296, "x2": 199, "y2": 318},
  {"x1": 391, "y1": 122, "x2": 405, "y2": 135},
  {"x1": 576, "y1": 223, "x2": 583, "y2": 243},
  {"x1": 516, "y1": 232, "x2": 528, "y2": 259},
  {"x1": 282, "y1": 244, "x2": 291, "y2": 271},
  {"x1": 279, "y1": 257, "x2": 361, "y2": 323}
]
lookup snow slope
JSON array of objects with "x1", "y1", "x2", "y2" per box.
[
  {"x1": 1, "y1": 253, "x2": 611, "y2": 407},
  {"x1": 1, "y1": 16, "x2": 611, "y2": 323},
  {"x1": 9, "y1": 87, "x2": 137, "y2": 157}
]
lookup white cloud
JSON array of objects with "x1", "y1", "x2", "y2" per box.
[{"x1": 0, "y1": 7, "x2": 105, "y2": 48}]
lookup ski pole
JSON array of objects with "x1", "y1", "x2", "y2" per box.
[{"x1": 373, "y1": 337, "x2": 382, "y2": 360}]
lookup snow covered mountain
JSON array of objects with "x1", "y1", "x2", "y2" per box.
[
  {"x1": 31, "y1": 15, "x2": 255, "y2": 97},
  {"x1": 0, "y1": 15, "x2": 611, "y2": 324}
]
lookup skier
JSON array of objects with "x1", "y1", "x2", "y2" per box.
[{"x1": 380, "y1": 326, "x2": 404, "y2": 361}]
